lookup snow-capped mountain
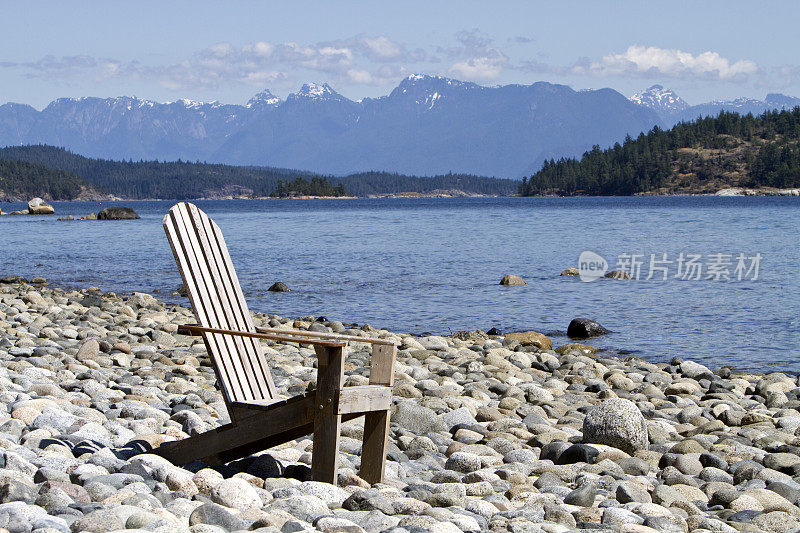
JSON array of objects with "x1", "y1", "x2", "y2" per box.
[
  {"x1": 245, "y1": 89, "x2": 281, "y2": 110},
  {"x1": 630, "y1": 85, "x2": 689, "y2": 116},
  {"x1": 286, "y1": 83, "x2": 355, "y2": 105},
  {"x1": 630, "y1": 85, "x2": 800, "y2": 126},
  {"x1": 0, "y1": 76, "x2": 694, "y2": 176}
]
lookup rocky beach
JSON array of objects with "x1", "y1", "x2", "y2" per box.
[{"x1": 1, "y1": 278, "x2": 800, "y2": 533}]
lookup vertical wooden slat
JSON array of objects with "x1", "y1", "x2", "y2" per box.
[
  {"x1": 204, "y1": 215, "x2": 276, "y2": 398},
  {"x1": 168, "y1": 204, "x2": 250, "y2": 402},
  {"x1": 312, "y1": 345, "x2": 344, "y2": 483},
  {"x1": 164, "y1": 207, "x2": 238, "y2": 406},
  {"x1": 187, "y1": 204, "x2": 263, "y2": 401},
  {"x1": 360, "y1": 344, "x2": 397, "y2": 484}
]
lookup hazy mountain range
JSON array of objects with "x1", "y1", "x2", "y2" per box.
[
  {"x1": 1, "y1": 76, "x2": 797, "y2": 178},
  {"x1": 630, "y1": 84, "x2": 800, "y2": 126}
]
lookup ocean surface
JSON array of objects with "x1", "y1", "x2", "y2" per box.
[{"x1": 1, "y1": 197, "x2": 797, "y2": 373}]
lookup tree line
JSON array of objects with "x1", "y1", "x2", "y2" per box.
[
  {"x1": 519, "y1": 108, "x2": 800, "y2": 196},
  {"x1": 0, "y1": 145, "x2": 517, "y2": 198},
  {"x1": 271, "y1": 177, "x2": 349, "y2": 197},
  {"x1": 0, "y1": 158, "x2": 100, "y2": 200}
]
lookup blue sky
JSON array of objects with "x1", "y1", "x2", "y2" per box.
[{"x1": 2, "y1": 1, "x2": 798, "y2": 109}]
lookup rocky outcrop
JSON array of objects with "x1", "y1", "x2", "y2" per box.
[
  {"x1": 27, "y1": 198, "x2": 54, "y2": 215},
  {"x1": 96, "y1": 206, "x2": 140, "y2": 220}
]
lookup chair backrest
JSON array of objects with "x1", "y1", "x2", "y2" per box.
[{"x1": 163, "y1": 202, "x2": 276, "y2": 404}]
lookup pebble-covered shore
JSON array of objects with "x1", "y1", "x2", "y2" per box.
[{"x1": 1, "y1": 278, "x2": 800, "y2": 533}]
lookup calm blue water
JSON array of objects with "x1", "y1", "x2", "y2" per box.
[{"x1": 1, "y1": 197, "x2": 798, "y2": 373}]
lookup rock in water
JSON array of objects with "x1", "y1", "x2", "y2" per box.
[
  {"x1": 174, "y1": 284, "x2": 189, "y2": 297},
  {"x1": 27, "y1": 198, "x2": 54, "y2": 215},
  {"x1": 79, "y1": 213, "x2": 98, "y2": 220},
  {"x1": 605, "y1": 270, "x2": 632, "y2": 279},
  {"x1": 97, "y1": 207, "x2": 140, "y2": 220},
  {"x1": 499, "y1": 274, "x2": 527, "y2": 286},
  {"x1": 268, "y1": 281, "x2": 291, "y2": 292},
  {"x1": 504, "y1": 331, "x2": 553, "y2": 350},
  {"x1": 582, "y1": 398, "x2": 648, "y2": 454},
  {"x1": 567, "y1": 318, "x2": 609, "y2": 338},
  {"x1": 560, "y1": 268, "x2": 579, "y2": 276}
]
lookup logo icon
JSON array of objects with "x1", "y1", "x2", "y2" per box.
[{"x1": 578, "y1": 251, "x2": 608, "y2": 282}]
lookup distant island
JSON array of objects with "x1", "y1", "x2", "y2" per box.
[
  {"x1": 0, "y1": 145, "x2": 518, "y2": 201},
  {"x1": 519, "y1": 108, "x2": 800, "y2": 196}
]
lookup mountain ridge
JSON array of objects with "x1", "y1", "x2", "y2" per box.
[
  {"x1": 0, "y1": 75, "x2": 659, "y2": 177},
  {"x1": 2, "y1": 76, "x2": 798, "y2": 178},
  {"x1": 629, "y1": 84, "x2": 800, "y2": 126}
]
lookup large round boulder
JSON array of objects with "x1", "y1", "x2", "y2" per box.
[
  {"x1": 567, "y1": 318, "x2": 609, "y2": 338},
  {"x1": 97, "y1": 206, "x2": 140, "y2": 220},
  {"x1": 582, "y1": 398, "x2": 648, "y2": 455},
  {"x1": 28, "y1": 198, "x2": 54, "y2": 215}
]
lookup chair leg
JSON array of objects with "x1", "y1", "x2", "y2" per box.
[
  {"x1": 359, "y1": 344, "x2": 397, "y2": 484},
  {"x1": 360, "y1": 410, "x2": 391, "y2": 484},
  {"x1": 312, "y1": 345, "x2": 344, "y2": 483}
]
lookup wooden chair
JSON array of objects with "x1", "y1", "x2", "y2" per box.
[{"x1": 154, "y1": 202, "x2": 398, "y2": 484}]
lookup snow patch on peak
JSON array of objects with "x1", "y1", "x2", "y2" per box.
[
  {"x1": 711, "y1": 96, "x2": 761, "y2": 107},
  {"x1": 246, "y1": 89, "x2": 281, "y2": 108},
  {"x1": 393, "y1": 74, "x2": 475, "y2": 105},
  {"x1": 299, "y1": 82, "x2": 336, "y2": 98},
  {"x1": 177, "y1": 98, "x2": 204, "y2": 109},
  {"x1": 630, "y1": 85, "x2": 689, "y2": 115},
  {"x1": 289, "y1": 82, "x2": 352, "y2": 104},
  {"x1": 403, "y1": 74, "x2": 462, "y2": 86}
]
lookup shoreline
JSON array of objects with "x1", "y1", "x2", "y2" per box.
[
  {"x1": 2, "y1": 278, "x2": 800, "y2": 531},
  {"x1": 2, "y1": 187, "x2": 800, "y2": 204}
]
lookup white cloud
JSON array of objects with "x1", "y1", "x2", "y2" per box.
[
  {"x1": 450, "y1": 58, "x2": 504, "y2": 81},
  {"x1": 0, "y1": 31, "x2": 511, "y2": 93},
  {"x1": 444, "y1": 29, "x2": 508, "y2": 82},
  {"x1": 583, "y1": 45, "x2": 759, "y2": 80},
  {"x1": 360, "y1": 36, "x2": 405, "y2": 62}
]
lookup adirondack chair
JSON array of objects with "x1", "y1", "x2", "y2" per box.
[{"x1": 154, "y1": 202, "x2": 398, "y2": 484}]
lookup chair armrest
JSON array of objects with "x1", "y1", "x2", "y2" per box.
[
  {"x1": 254, "y1": 326, "x2": 399, "y2": 346},
  {"x1": 177, "y1": 324, "x2": 347, "y2": 347}
]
